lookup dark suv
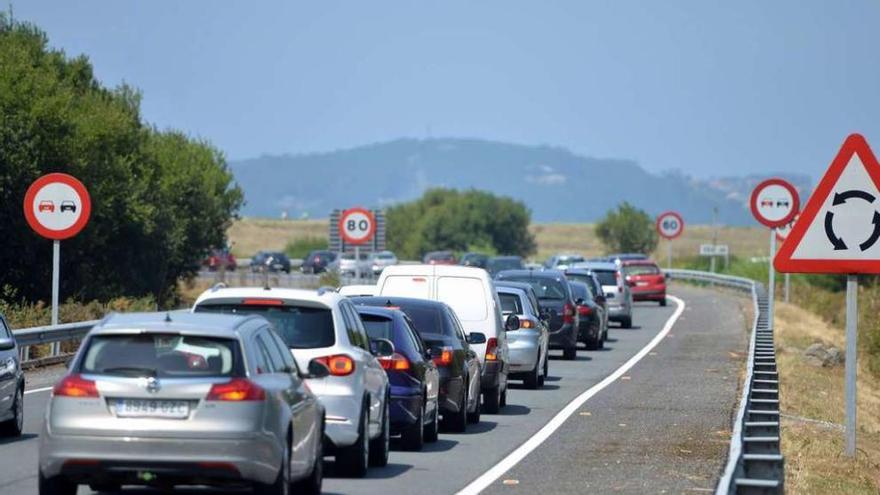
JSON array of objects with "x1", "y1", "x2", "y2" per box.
[
  {"x1": 495, "y1": 270, "x2": 579, "y2": 360},
  {"x1": 301, "y1": 250, "x2": 337, "y2": 274}
]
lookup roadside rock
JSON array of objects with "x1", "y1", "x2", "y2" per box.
[{"x1": 802, "y1": 342, "x2": 845, "y2": 367}]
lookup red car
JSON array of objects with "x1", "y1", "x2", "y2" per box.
[
  {"x1": 204, "y1": 250, "x2": 237, "y2": 272},
  {"x1": 622, "y1": 260, "x2": 667, "y2": 306},
  {"x1": 38, "y1": 200, "x2": 55, "y2": 213}
]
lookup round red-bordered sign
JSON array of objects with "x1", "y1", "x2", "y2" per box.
[
  {"x1": 656, "y1": 211, "x2": 684, "y2": 240},
  {"x1": 23, "y1": 173, "x2": 91, "y2": 240},
  {"x1": 338, "y1": 207, "x2": 376, "y2": 245},
  {"x1": 750, "y1": 178, "x2": 799, "y2": 228}
]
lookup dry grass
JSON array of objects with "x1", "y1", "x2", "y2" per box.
[
  {"x1": 774, "y1": 302, "x2": 880, "y2": 493},
  {"x1": 226, "y1": 218, "x2": 326, "y2": 257}
]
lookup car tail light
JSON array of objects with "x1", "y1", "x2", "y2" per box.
[
  {"x1": 577, "y1": 305, "x2": 593, "y2": 316},
  {"x1": 314, "y1": 354, "x2": 356, "y2": 376},
  {"x1": 485, "y1": 338, "x2": 499, "y2": 361},
  {"x1": 207, "y1": 378, "x2": 266, "y2": 401},
  {"x1": 53, "y1": 374, "x2": 99, "y2": 398},
  {"x1": 520, "y1": 319, "x2": 534, "y2": 329},
  {"x1": 432, "y1": 347, "x2": 454, "y2": 367},
  {"x1": 379, "y1": 352, "x2": 411, "y2": 371},
  {"x1": 563, "y1": 303, "x2": 575, "y2": 324}
]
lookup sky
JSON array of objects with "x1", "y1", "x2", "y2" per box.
[{"x1": 12, "y1": 1, "x2": 880, "y2": 180}]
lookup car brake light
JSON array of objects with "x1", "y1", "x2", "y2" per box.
[
  {"x1": 432, "y1": 347, "x2": 454, "y2": 367},
  {"x1": 379, "y1": 352, "x2": 411, "y2": 371},
  {"x1": 53, "y1": 374, "x2": 99, "y2": 398},
  {"x1": 242, "y1": 298, "x2": 284, "y2": 306},
  {"x1": 563, "y1": 303, "x2": 575, "y2": 324},
  {"x1": 207, "y1": 378, "x2": 265, "y2": 401},
  {"x1": 314, "y1": 355, "x2": 356, "y2": 376},
  {"x1": 485, "y1": 337, "x2": 499, "y2": 361},
  {"x1": 577, "y1": 305, "x2": 593, "y2": 316}
]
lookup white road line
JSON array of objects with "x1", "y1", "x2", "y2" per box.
[
  {"x1": 457, "y1": 295, "x2": 686, "y2": 495},
  {"x1": 25, "y1": 386, "x2": 53, "y2": 396}
]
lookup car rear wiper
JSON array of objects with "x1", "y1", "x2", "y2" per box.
[{"x1": 99, "y1": 366, "x2": 158, "y2": 377}]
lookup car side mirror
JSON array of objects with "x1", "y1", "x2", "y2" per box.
[
  {"x1": 305, "y1": 359, "x2": 331, "y2": 379},
  {"x1": 370, "y1": 338, "x2": 395, "y2": 358},
  {"x1": 466, "y1": 332, "x2": 487, "y2": 345},
  {"x1": 504, "y1": 314, "x2": 521, "y2": 332},
  {"x1": 0, "y1": 338, "x2": 15, "y2": 351}
]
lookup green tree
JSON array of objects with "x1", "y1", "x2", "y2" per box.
[
  {"x1": 595, "y1": 202, "x2": 658, "y2": 254},
  {"x1": 0, "y1": 15, "x2": 241, "y2": 305},
  {"x1": 386, "y1": 188, "x2": 536, "y2": 259}
]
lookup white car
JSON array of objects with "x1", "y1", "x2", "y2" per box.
[
  {"x1": 193, "y1": 286, "x2": 391, "y2": 477},
  {"x1": 338, "y1": 284, "x2": 377, "y2": 297},
  {"x1": 368, "y1": 251, "x2": 398, "y2": 275},
  {"x1": 376, "y1": 264, "x2": 511, "y2": 413}
]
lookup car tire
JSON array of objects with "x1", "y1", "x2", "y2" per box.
[
  {"x1": 425, "y1": 401, "x2": 440, "y2": 442},
  {"x1": 368, "y1": 396, "x2": 390, "y2": 467},
  {"x1": 466, "y1": 389, "x2": 481, "y2": 424},
  {"x1": 401, "y1": 401, "x2": 425, "y2": 451},
  {"x1": 255, "y1": 434, "x2": 291, "y2": 495},
  {"x1": 539, "y1": 355, "x2": 548, "y2": 387},
  {"x1": 293, "y1": 420, "x2": 323, "y2": 495},
  {"x1": 482, "y1": 386, "x2": 501, "y2": 414},
  {"x1": 563, "y1": 346, "x2": 577, "y2": 360},
  {"x1": 337, "y1": 404, "x2": 369, "y2": 477},
  {"x1": 621, "y1": 316, "x2": 633, "y2": 329},
  {"x1": 585, "y1": 325, "x2": 601, "y2": 350},
  {"x1": 660, "y1": 298, "x2": 667, "y2": 307},
  {"x1": 39, "y1": 471, "x2": 77, "y2": 495},
  {"x1": 1, "y1": 387, "x2": 23, "y2": 437},
  {"x1": 523, "y1": 357, "x2": 541, "y2": 389},
  {"x1": 500, "y1": 386, "x2": 507, "y2": 408},
  {"x1": 444, "y1": 385, "x2": 469, "y2": 432}
]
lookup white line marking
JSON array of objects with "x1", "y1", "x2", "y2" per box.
[
  {"x1": 25, "y1": 386, "x2": 53, "y2": 396},
  {"x1": 457, "y1": 295, "x2": 686, "y2": 495}
]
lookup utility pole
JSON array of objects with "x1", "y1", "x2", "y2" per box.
[{"x1": 710, "y1": 206, "x2": 719, "y2": 273}]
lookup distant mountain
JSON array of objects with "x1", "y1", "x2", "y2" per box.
[{"x1": 229, "y1": 138, "x2": 811, "y2": 225}]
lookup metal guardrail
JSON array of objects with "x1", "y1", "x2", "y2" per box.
[{"x1": 666, "y1": 269, "x2": 784, "y2": 494}]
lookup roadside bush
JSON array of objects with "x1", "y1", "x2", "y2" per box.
[
  {"x1": 285, "y1": 237, "x2": 328, "y2": 260},
  {"x1": 595, "y1": 202, "x2": 658, "y2": 254}
]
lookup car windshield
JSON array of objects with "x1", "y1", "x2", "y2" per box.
[
  {"x1": 499, "y1": 293, "x2": 523, "y2": 315},
  {"x1": 376, "y1": 253, "x2": 395, "y2": 259},
  {"x1": 566, "y1": 275, "x2": 595, "y2": 297},
  {"x1": 195, "y1": 304, "x2": 335, "y2": 349},
  {"x1": 593, "y1": 270, "x2": 618, "y2": 286},
  {"x1": 501, "y1": 276, "x2": 567, "y2": 300},
  {"x1": 556, "y1": 256, "x2": 584, "y2": 265},
  {"x1": 80, "y1": 334, "x2": 241, "y2": 378},
  {"x1": 626, "y1": 265, "x2": 661, "y2": 276},
  {"x1": 489, "y1": 258, "x2": 523, "y2": 272},
  {"x1": 569, "y1": 283, "x2": 589, "y2": 301}
]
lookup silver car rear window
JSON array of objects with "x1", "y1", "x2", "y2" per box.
[
  {"x1": 80, "y1": 334, "x2": 242, "y2": 378},
  {"x1": 196, "y1": 304, "x2": 336, "y2": 349},
  {"x1": 592, "y1": 270, "x2": 617, "y2": 286}
]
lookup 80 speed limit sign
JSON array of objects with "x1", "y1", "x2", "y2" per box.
[{"x1": 338, "y1": 207, "x2": 376, "y2": 245}]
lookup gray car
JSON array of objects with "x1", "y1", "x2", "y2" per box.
[
  {"x1": 494, "y1": 283, "x2": 549, "y2": 389},
  {"x1": 0, "y1": 314, "x2": 24, "y2": 437},
  {"x1": 38, "y1": 312, "x2": 327, "y2": 495},
  {"x1": 573, "y1": 261, "x2": 633, "y2": 328}
]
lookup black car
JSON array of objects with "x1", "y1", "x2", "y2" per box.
[
  {"x1": 459, "y1": 252, "x2": 489, "y2": 269},
  {"x1": 301, "y1": 250, "x2": 337, "y2": 274},
  {"x1": 0, "y1": 314, "x2": 24, "y2": 437},
  {"x1": 251, "y1": 251, "x2": 291, "y2": 273},
  {"x1": 569, "y1": 281, "x2": 605, "y2": 350},
  {"x1": 353, "y1": 297, "x2": 483, "y2": 432},
  {"x1": 495, "y1": 270, "x2": 580, "y2": 360},
  {"x1": 564, "y1": 268, "x2": 609, "y2": 339},
  {"x1": 486, "y1": 256, "x2": 524, "y2": 277},
  {"x1": 355, "y1": 306, "x2": 440, "y2": 451}
]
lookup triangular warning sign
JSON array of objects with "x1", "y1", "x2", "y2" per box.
[{"x1": 776, "y1": 133, "x2": 880, "y2": 274}]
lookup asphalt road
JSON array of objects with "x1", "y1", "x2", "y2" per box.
[{"x1": 0, "y1": 284, "x2": 746, "y2": 494}]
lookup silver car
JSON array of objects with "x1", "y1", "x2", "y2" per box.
[
  {"x1": 573, "y1": 261, "x2": 633, "y2": 328},
  {"x1": 193, "y1": 286, "x2": 392, "y2": 478},
  {"x1": 368, "y1": 250, "x2": 398, "y2": 275},
  {"x1": 38, "y1": 312, "x2": 326, "y2": 495},
  {"x1": 494, "y1": 283, "x2": 550, "y2": 389}
]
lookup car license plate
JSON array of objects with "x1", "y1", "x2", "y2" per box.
[
  {"x1": 115, "y1": 399, "x2": 190, "y2": 419},
  {"x1": 637, "y1": 281, "x2": 649, "y2": 286}
]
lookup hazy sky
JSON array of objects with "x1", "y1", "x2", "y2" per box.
[{"x1": 13, "y1": 1, "x2": 880, "y2": 179}]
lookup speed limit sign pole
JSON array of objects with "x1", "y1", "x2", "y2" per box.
[
  {"x1": 338, "y1": 207, "x2": 376, "y2": 280},
  {"x1": 23, "y1": 173, "x2": 92, "y2": 336},
  {"x1": 750, "y1": 178, "x2": 800, "y2": 331},
  {"x1": 656, "y1": 211, "x2": 684, "y2": 269}
]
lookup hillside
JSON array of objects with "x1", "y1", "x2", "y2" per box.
[{"x1": 230, "y1": 138, "x2": 811, "y2": 225}]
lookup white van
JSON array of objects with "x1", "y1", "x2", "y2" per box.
[{"x1": 376, "y1": 264, "x2": 511, "y2": 413}]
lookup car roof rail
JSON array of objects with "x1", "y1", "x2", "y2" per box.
[
  {"x1": 211, "y1": 282, "x2": 227, "y2": 291},
  {"x1": 316, "y1": 286, "x2": 336, "y2": 296}
]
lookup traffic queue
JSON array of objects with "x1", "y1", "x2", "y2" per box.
[{"x1": 35, "y1": 254, "x2": 667, "y2": 495}]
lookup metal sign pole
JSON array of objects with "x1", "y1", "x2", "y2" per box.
[
  {"x1": 784, "y1": 273, "x2": 791, "y2": 303},
  {"x1": 51, "y1": 240, "x2": 60, "y2": 356},
  {"x1": 355, "y1": 245, "x2": 361, "y2": 280},
  {"x1": 768, "y1": 229, "x2": 777, "y2": 330},
  {"x1": 667, "y1": 239, "x2": 672, "y2": 269},
  {"x1": 845, "y1": 274, "x2": 858, "y2": 457}
]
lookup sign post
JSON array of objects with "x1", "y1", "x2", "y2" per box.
[
  {"x1": 776, "y1": 216, "x2": 797, "y2": 303},
  {"x1": 23, "y1": 173, "x2": 92, "y2": 340},
  {"x1": 750, "y1": 178, "x2": 800, "y2": 330},
  {"x1": 338, "y1": 207, "x2": 376, "y2": 280},
  {"x1": 656, "y1": 211, "x2": 684, "y2": 269},
  {"x1": 774, "y1": 133, "x2": 880, "y2": 456}
]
